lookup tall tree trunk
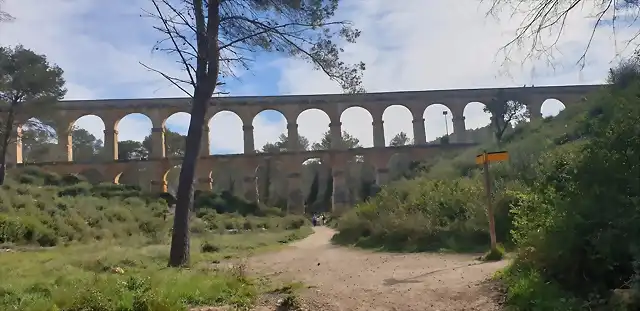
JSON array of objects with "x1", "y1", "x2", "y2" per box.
[
  {"x1": 167, "y1": 0, "x2": 221, "y2": 267},
  {"x1": 0, "y1": 106, "x2": 16, "y2": 186},
  {"x1": 168, "y1": 94, "x2": 207, "y2": 267}
]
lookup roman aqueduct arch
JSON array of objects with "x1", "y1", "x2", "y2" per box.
[{"x1": 3, "y1": 84, "x2": 601, "y2": 213}]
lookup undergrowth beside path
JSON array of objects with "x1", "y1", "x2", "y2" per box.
[
  {"x1": 0, "y1": 228, "x2": 312, "y2": 311},
  {"x1": 0, "y1": 166, "x2": 312, "y2": 311}
]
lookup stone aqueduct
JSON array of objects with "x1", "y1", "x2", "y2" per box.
[{"x1": 5, "y1": 84, "x2": 601, "y2": 213}]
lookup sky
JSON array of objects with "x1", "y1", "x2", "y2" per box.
[{"x1": 0, "y1": 0, "x2": 635, "y2": 156}]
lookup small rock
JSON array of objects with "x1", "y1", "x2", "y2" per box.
[{"x1": 110, "y1": 266, "x2": 125, "y2": 274}]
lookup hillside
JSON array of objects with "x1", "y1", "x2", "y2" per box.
[
  {"x1": 333, "y1": 70, "x2": 640, "y2": 309},
  {"x1": 0, "y1": 167, "x2": 311, "y2": 311},
  {"x1": 333, "y1": 92, "x2": 599, "y2": 250},
  {"x1": 424, "y1": 99, "x2": 596, "y2": 181}
]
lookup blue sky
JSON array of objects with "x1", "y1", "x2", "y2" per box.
[{"x1": 0, "y1": 0, "x2": 634, "y2": 155}]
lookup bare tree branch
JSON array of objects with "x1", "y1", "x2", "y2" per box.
[
  {"x1": 0, "y1": 0, "x2": 14, "y2": 23},
  {"x1": 484, "y1": 0, "x2": 640, "y2": 69},
  {"x1": 143, "y1": 0, "x2": 197, "y2": 93},
  {"x1": 140, "y1": 62, "x2": 194, "y2": 96},
  {"x1": 144, "y1": 0, "x2": 366, "y2": 96}
]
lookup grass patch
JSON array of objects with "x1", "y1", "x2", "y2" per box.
[
  {"x1": 0, "y1": 229, "x2": 311, "y2": 311},
  {"x1": 481, "y1": 244, "x2": 506, "y2": 261},
  {"x1": 496, "y1": 262, "x2": 582, "y2": 311},
  {"x1": 0, "y1": 166, "x2": 314, "y2": 310}
]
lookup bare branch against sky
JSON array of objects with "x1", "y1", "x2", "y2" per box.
[
  {"x1": 0, "y1": 0, "x2": 15, "y2": 23},
  {"x1": 142, "y1": 0, "x2": 366, "y2": 97},
  {"x1": 484, "y1": 0, "x2": 640, "y2": 68}
]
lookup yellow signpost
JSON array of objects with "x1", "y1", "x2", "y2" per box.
[
  {"x1": 476, "y1": 151, "x2": 509, "y2": 165},
  {"x1": 476, "y1": 150, "x2": 509, "y2": 251}
]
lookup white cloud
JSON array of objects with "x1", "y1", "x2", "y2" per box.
[
  {"x1": 277, "y1": 0, "x2": 633, "y2": 143},
  {"x1": 1, "y1": 0, "x2": 634, "y2": 158},
  {"x1": 1, "y1": 0, "x2": 186, "y2": 144}
]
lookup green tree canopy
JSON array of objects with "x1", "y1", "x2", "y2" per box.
[
  {"x1": 72, "y1": 127, "x2": 103, "y2": 162},
  {"x1": 21, "y1": 125, "x2": 54, "y2": 163},
  {"x1": 118, "y1": 140, "x2": 146, "y2": 160},
  {"x1": 260, "y1": 133, "x2": 310, "y2": 153},
  {"x1": 484, "y1": 90, "x2": 529, "y2": 143},
  {"x1": 389, "y1": 131, "x2": 411, "y2": 146},
  {"x1": 311, "y1": 130, "x2": 361, "y2": 150},
  {"x1": 142, "y1": 129, "x2": 186, "y2": 158},
  {"x1": 260, "y1": 142, "x2": 281, "y2": 153},
  {"x1": 0, "y1": 45, "x2": 65, "y2": 183},
  {"x1": 21, "y1": 126, "x2": 103, "y2": 163}
]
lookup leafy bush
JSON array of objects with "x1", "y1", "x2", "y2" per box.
[
  {"x1": 0, "y1": 179, "x2": 171, "y2": 246},
  {"x1": 201, "y1": 241, "x2": 220, "y2": 253},
  {"x1": 333, "y1": 177, "x2": 513, "y2": 252},
  {"x1": 194, "y1": 190, "x2": 284, "y2": 217},
  {"x1": 507, "y1": 82, "x2": 640, "y2": 304},
  {"x1": 1, "y1": 167, "x2": 307, "y2": 247},
  {"x1": 195, "y1": 209, "x2": 308, "y2": 233},
  {"x1": 482, "y1": 244, "x2": 505, "y2": 261}
]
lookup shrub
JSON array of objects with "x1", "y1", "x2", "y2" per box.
[
  {"x1": 58, "y1": 183, "x2": 92, "y2": 197},
  {"x1": 194, "y1": 191, "x2": 283, "y2": 217},
  {"x1": 201, "y1": 241, "x2": 220, "y2": 253},
  {"x1": 2, "y1": 166, "x2": 308, "y2": 249},
  {"x1": 0, "y1": 214, "x2": 25, "y2": 243},
  {"x1": 507, "y1": 81, "x2": 640, "y2": 304},
  {"x1": 482, "y1": 244, "x2": 505, "y2": 261},
  {"x1": 333, "y1": 177, "x2": 506, "y2": 252}
]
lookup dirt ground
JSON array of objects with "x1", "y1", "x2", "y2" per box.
[{"x1": 246, "y1": 227, "x2": 508, "y2": 311}]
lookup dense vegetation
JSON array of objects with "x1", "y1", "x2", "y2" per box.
[
  {"x1": 333, "y1": 61, "x2": 640, "y2": 309},
  {"x1": 0, "y1": 166, "x2": 310, "y2": 310},
  {"x1": 1, "y1": 167, "x2": 308, "y2": 247}
]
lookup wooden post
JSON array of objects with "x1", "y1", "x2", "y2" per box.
[{"x1": 482, "y1": 151, "x2": 497, "y2": 250}]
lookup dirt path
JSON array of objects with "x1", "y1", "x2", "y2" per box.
[{"x1": 247, "y1": 227, "x2": 508, "y2": 311}]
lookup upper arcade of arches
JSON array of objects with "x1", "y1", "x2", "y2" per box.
[
  {"x1": 2, "y1": 84, "x2": 602, "y2": 131},
  {"x1": 3, "y1": 84, "x2": 602, "y2": 166}
]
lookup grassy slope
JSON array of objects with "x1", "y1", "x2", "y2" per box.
[
  {"x1": 332, "y1": 99, "x2": 598, "y2": 254},
  {"x1": 0, "y1": 229, "x2": 312, "y2": 311},
  {"x1": 0, "y1": 168, "x2": 313, "y2": 311},
  {"x1": 424, "y1": 99, "x2": 594, "y2": 181}
]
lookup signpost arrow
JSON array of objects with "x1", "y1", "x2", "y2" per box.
[{"x1": 476, "y1": 150, "x2": 509, "y2": 251}]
